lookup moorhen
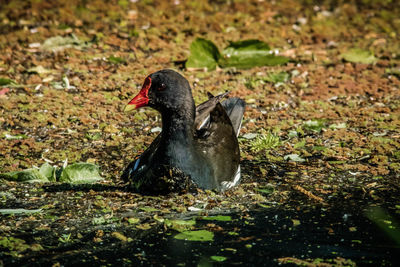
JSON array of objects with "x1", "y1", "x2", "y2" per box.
[{"x1": 122, "y1": 69, "x2": 245, "y2": 193}]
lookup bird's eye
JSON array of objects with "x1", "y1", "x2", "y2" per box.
[{"x1": 158, "y1": 83, "x2": 167, "y2": 91}]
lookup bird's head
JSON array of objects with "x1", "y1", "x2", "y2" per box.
[{"x1": 124, "y1": 69, "x2": 193, "y2": 113}]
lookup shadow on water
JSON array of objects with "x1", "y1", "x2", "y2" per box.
[
  {"x1": 124, "y1": 205, "x2": 400, "y2": 266},
  {"x1": 9, "y1": 202, "x2": 400, "y2": 266},
  {"x1": 42, "y1": 183, "x2": 127, "y2": 192},
  {"x1": 4, "y1": 161, "x2": 400, "y2": 266}
]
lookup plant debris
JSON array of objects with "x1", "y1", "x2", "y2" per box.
[{"x1": 0, "y1": 0, "x2": 399, "y2": 265}]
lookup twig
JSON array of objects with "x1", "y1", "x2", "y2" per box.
[{"x1": 293, "y1": 185, "x2": 327, "y2": 205}]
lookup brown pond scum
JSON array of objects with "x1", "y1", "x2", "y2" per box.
[{"x1": 1, "y1": 0, "x2": 400, "y2": 265}]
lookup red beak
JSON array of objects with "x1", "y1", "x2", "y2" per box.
[{"x1": 124, "y1": 77, "x2": 151, "y2": 112}]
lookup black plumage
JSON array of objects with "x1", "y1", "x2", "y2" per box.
[{"x1": 122, "y1": 69, "x2": 245, "y2": 193}]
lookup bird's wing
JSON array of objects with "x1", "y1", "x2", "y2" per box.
[
  {"x1": 194, "y1": 101, "x2": 241, "y2": 190},
  {"x1": 121, "y1": 133, "x2": 162, "y2": 183},
  {"x1": 195, "y1": 92, "x2": 245, "y2": 136},
  {"x1": 194, "y1": 92, "x2": 229, "y2": 131}
]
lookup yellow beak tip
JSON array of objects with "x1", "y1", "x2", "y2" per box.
[{"x1": 123, "y1": 104, "x2": 136, "y2": 113}]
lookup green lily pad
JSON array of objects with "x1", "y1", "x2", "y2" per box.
[
  {"x1": 210, "y1": 255, "x2": 227, "y2": 262},
  {"x1": 174, "y1": 230, "x2": 214, "y2": 241},
  {"x1": 199, "y1": 215, "x2": 232, "y2": 221},
  {"x1": 186, "y1": 39, "x2": 289, "y2": 70},
  {"x1": 59, "y1": 163, "x2": 103, "y2": 184},
  {"x1": 186, "y1": 38, "x2": 220, "y2": 70},
  {"x1": 341, "y1": 48, "x2": 377, "y2": 64},
  {"x1": 219, "y1": 40, "x2": 289, "y2": 69}
]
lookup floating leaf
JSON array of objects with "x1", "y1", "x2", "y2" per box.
[
  {"x1": 0, "y1": 168, "x2": 49, "y2": 183},
  {"x1": 199, "y1": 215, "x2": 232, "y2": 222},
  {"x1": 30, "y1": 243, "x2": 44, "y2": 252},
  {"x1": 210, "y1": 256, "x2": 227, "y2": 262},
  {"x1": 165, "y1": 219, "x2": 196, "y2": 232},
  {"x1": 386, "y1": 67, "x2": 400, "y2": 78},
  {"x1": 154, "y1": 214, "x2": 165, "y2": 222},
  {"x1": 258, "y1": 203, "x2": 272, "y2": 208},
  {"x1": 136, "y1": 223, "x2": 152, "y2": 230},
  {"x1": 0, "y1": 208, "x2": 42, "y2": 215},
  {"x1": 3, "y1": 133, "x2": 28, "y2": 140},
  {"x1": 27, "y1": 66, "x2": 53, "y2": 76},
  {"x1": 0, "y1": 163, "x2": 55, "y2": 183},
  {"x1": 312, "y1": 146, "x2": 326, "y2": 152},
  {"x1": 39, "y1": 162, "x2": 56, "y2": 182},
  {"x1": 85, "y1": 132, "x2": 102, "y2": 140},
  {"x1": 292, "y1": 219, "x2": 301, "y2": 226},
  {"x1": 303, "y1": 120, "x2": 326, "y2": 133},
  {"x1": 265, "y1": 71, "x2": 290, "y2": 84},
  {"x1": 255, "y1": 186, "x2": 274, "y2": 195},
  {"x1": 41, "y1": 34, "x2": 88, "y2": 52},
  {"x1": 0, "y1": 236, "x2": 30, "y2": 253},
  {"x1": 0, "y1": 78, "x2": 16, "y2": 86},
  {"x1": 140, "y1": 207, "x2": 159, "y2": 212},
  {"x1": 328, "y1": 160, "x2": 346, "y2": 165},
  {"x1": 108, "y1": 56, "x2": 126, "y2": 64},
  {"x1": 223, "y1": 39, "x2": 271, "y2": 56},
  {"x1": 186, "y1": 38, "x2": 220, "y2": 70},
  {"x1": 59, "y1": 163, "x2": 103, "y2": 184},
  {"x1": 174, "y1": 230, "x2": 214, "y2": 242},
  {"x1": 341, "y1": 48, "x2": 377, "y2": 64},
  {"x1": 294, "y1": 139, "x2": 306, "y2": 149},
  {"x1": 92, "y1": 216, "x2": 106, "y2": 225},
  {"x1": 288, "y1": 130, "x2": 298, "y2": 138},
  {"x1": 111, "y1": 232, "x2": 130, "y2": 242},
  {"x1": 329, "y1": 122, "x2": 347, "y2": 129},
  {"x1": 219, "y1": 40, "x2": 289, "y2": 69},
  {"x1": 128, "y1": 218, "x2": 140, "y2": 224},
  {"x1": 284, "y1": 154, "x2": 305, "y2": 162}
]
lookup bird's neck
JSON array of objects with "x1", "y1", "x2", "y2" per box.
[{"x1": 160, "y1": 102, "x2": 196, "y2": 145}]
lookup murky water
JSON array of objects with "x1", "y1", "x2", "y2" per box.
[
  {"x1": 128, "y1": 204, "x2": 399, "y2": 266},
  {"x1": 10, "y1": 202, "x2": 399, "y2": 266}
]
